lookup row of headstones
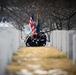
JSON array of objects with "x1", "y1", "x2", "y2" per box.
[
  {"x1": 48, "y1": 30, "x2": 76, "y2": 65},
  {"x1": 0, "y1": 26, "x2": 22, "y2": 75}
]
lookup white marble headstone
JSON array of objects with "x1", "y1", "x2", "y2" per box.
[
  {"x1": 56, "y1": 30, "x2": 62, "y2": 50},
  {"x1": 67, "y1": 30, "x2": 76, "y2": 59},
  {"x1": 50, "y1": 31, "x2": 53, "y2": 46},
  {"x1": 73, "y1": 34, "x2": 76, "y2": 64},
  {"x1": 52, "y1": 30, "x2": 57, "y2": 48},
  {"x1": 61, "y1": 30, "x2": 67, "y2": 54},
  {"x1": 6, "y1": 28, "x2": 20, "y2": 64},
  {"x1": 0, "y1": 31, "x2": 11, "y2": 75},
  {"x1": 0, "y1": 23, "x2": 21, "y2": 75}
]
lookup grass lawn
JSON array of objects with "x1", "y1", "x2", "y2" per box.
[{"x1": 7, "y1": 47, "x2": 76, "y2": 75}]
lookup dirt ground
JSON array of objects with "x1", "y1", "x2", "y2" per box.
[{"x1": 7, "y1": 47, "x2": 76, "y2": 75}]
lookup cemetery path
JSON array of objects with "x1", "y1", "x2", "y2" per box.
[{"x1": 7, "y1": 47, "x2": 76, "y2": 75}]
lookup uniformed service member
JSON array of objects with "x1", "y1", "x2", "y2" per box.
[{"x1": 26, "y1": 32, "x2": 46, "y2": 47}]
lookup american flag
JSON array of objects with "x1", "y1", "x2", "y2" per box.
[{"x1": 29, "y1": 17, "x2": 35, "y2": 36}]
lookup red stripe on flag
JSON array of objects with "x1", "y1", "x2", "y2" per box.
[{"x1": 29, "y1": 17, "x2": 35, "y2": 36}]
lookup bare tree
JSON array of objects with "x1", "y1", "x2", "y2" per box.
[{"x1": 0, "y1": 0, "x2": 76, "y2": 31}]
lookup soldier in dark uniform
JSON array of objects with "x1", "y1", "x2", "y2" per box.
[
  {"x1": 26, "y1": 37, "x2": 31, "y2": 47},
  {"x1": 32, "y1": 34, "x2": 38, "y2": 46},
  {"x1": 42, "y1": 32, "x2": 46, "y2": 46},
  {"x1": 39, "y1": 32, "x2": 46, "y2": 46},
  {"x1": 26, "y1": 35, "x2": 35, "y2": 46},
  {"x1": 26, "y1": 36, "x2": 32, "y2": 46},
  {"x1": 36, "y1": 33, "x2": 40, "y2": 46}
]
